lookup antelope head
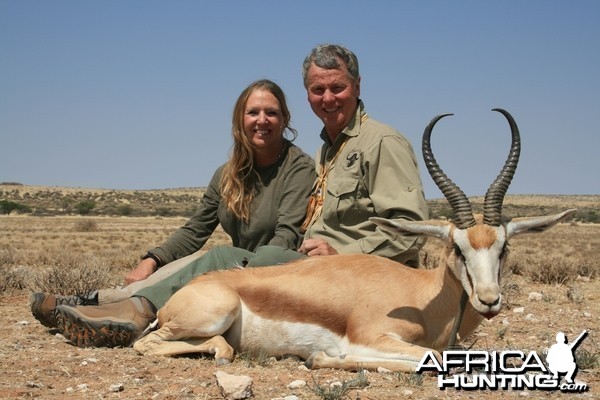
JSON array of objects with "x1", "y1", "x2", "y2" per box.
[{"x1": 373, "y1": 109, "x2": 576, "y2": 319}]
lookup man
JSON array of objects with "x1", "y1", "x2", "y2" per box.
[{"x1": 53, "y1": 43, "x2": 429, "y2": 348}]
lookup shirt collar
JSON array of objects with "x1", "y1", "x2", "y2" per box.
[{"x1": 318, "y1": 100, "x2": 366, "y2": 147}]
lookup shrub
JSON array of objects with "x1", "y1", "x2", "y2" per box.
[
  {"x1": 0, "y1": 266, "x2": 29, "y2": 294},
  {"x1": 28, "y1": 257, "x2": 120, "y2": 296},
  {"x1": 576, "y1": 258, "x2": 599, "y2": 279},
  {"x1": 115, "y1": 205, "x2": 133, "y2": 216},
  {"x1": 576, "y1": 346, "x2": 600, "y2": 370},
  {"x1": 576, "y1": 209, "x2": 599, "y2": 223},
  {"x1": 156, "y1": 207, "x2": 172, "y2": 217},
  {"x1": 75, "y1": 200, "x2": 95, "y2": 215},
  {"x1": 74, "y1": 219, "x2": 98, "y2": 232},
  {"x1": 0, "y1": 200, "x2": 31, "y2": 214},
  {"x1": 523, "y1": 256, "x2": 578, "y2": 285},
  {"x1": 309, "y1": 370, "x2": 369, "y2": 400}
]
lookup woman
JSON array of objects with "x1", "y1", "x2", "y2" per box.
[{"x1": 31, "y1": 79, "x2": 316, "y2": 328}]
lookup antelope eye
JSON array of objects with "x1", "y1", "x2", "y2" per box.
[{"x1": 453, "y1": 244, "x2": 465, "y2": 260}]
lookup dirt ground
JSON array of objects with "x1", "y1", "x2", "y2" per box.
[
  {"x1": 0, "y1": 215, "x2": 599, "y2": 399},
  {"x1": 1, "y1": 274, "x2": 598, "y2": 399}
]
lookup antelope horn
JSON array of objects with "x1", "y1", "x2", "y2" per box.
[
  {"x1": 423, "y1": 113, "x2": 476, "y2": 229},
  {"x1": 483, "y1": 108, "x2": 521, "y2": 226}
]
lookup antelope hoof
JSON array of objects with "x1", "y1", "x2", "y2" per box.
[
  {"x1": 215, "y1": 357, "x2": 232, "y2": 366},
  {"x1": 305, "y1": 351, "x2": 324, "y2": 369}
]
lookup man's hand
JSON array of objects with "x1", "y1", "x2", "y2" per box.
[
  {"x1": 299, "y1": 238, "x2": 339, "y2": 256},
  {"x1": 125, "y1": 258, "x2": 157, "y2": 285}
]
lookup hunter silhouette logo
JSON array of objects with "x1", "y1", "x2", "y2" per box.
[
  {"x1": 546, "y1": 330, "x2": 587, "y2": 384},
  {"x1": 416, "y1": 330, "x2": 589, "y2": 392}
]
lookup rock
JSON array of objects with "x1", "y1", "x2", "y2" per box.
[
  {"x1": 513, "y1": 307, "x2": 525, "y2": 313},
  {"x1": 528, "y1": 292, "x2": 543, "y2": 301},
  {"x1": 287, "y1": 379, "x2": 306, "y2": 390},
  {"x1": 109, "y1": 383, "x2": 125, "y2": 392},
  {"x1": 55, "y1": 332, "x2": 68, "y2": 341},
  {"x1": 76, "y1": 383, "x2": 89, "y2": 392},
  {"x1": 214, "y1": 370, "x2": 253, "y2": 399}
]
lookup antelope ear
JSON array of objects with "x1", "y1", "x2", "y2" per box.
[
  {"x1": 370, "y1": 217, "x2": 452, "y2": 240},
  {"x1": 506, "y1": 209, "x2": 577, "y2": 237}
]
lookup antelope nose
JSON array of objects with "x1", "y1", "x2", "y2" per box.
[{"x1": 477, "y1": 285, "x2": 501, "y2": 307}]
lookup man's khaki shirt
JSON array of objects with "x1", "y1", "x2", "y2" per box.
[{"x1": 304, "y1": 101, "x2": 429, "y2": 266}]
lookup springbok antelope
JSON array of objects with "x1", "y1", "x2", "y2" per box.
[{"x1": 133, "y1": 109, "x2": 576, "y2": 372}]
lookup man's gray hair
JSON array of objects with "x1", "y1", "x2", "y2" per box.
[{"x1": 302, "y1": 44, "x2": 360, "y2": 88}]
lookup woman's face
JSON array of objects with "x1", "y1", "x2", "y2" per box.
[
  {"x1": 305, "y1": 64, "x2": 360, "y2": 140},
  {"x1": 243, "y1": 89, "x2": 284, "y2": 151}
]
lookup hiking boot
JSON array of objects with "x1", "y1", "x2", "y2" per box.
[
  {"x1": 55, "y1": 297, "x2": 156, "y2": 348},
  {"x1": 30, "y1": 292, "x2": 98, "y2": 328}
]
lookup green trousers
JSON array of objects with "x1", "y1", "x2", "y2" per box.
[{"x1": 134, "y1": 245, "x2": 306, "y2": 309}]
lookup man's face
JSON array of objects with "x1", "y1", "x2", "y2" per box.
[{"x1": 305, "y1": 64, "x2": 360, "y2": 139}]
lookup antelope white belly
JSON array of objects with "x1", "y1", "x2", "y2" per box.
[{"x1": 225, "y1": 302, "x2": 345, "y2": 359}]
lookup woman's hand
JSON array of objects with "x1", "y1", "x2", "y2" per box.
[{"x1": 124, "y1": 258, "x2": 157, "y2": 285}]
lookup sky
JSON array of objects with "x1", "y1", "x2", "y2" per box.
[{"x1": 1, "y1": 0, "x2": 599, "y2": 199}]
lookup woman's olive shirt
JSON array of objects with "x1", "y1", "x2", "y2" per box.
[{"x1": 149, "y1": 142, "x2": 315, "y2": 265}]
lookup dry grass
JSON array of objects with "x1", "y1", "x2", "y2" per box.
[
  {"x1": 0, "y1": 188, "x2": 599, "y2": 399},
  {"x1": 6, "y1": 217, "x2": 597, "y2": 301},
  {"x1": 0, "y1": 215, "x2": 232, "y2": 295}
]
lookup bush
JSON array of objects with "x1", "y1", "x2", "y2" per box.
[
  {"x1": 75, "y1": 200, "x2": 95, "y2": 215},
  {"x1": 156, "y1": 207, "x2": 172, "y2": 217},
  {"x1": 577, "y1": 209, "x2": 599, "y2": 223},
  {"x1": 115, "y1": 205, "x2": 133, "y2": 216},
  {"x1": 0, "y1": 200, "x2": 31, "y2": 214},
  {"x1": 30, "y1": 261, "x2": 117, "y2": 296},
  {"x1": 523, "y1": 256, "x2": 578, "y2": 285},
  {"x1": 73, "y1": 219, "x2": 98, "y2": 232}
]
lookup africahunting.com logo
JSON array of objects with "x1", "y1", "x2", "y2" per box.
[{"x1": 416, "y1": 330, "x2": 589, "y2": 392}]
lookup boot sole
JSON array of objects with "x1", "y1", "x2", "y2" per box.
[{"x1": 55, "y1": 306, "x2": 140, "y2": 348}]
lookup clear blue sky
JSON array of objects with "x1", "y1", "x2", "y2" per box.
[{"x1": 1, "y1": 1, "x2": 598, "y2": 199}]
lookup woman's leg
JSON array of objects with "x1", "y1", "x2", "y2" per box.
[
  {"x1": 97, "y1": 250, "x2": 208, "y2": 304},
  {"x1": 134, "y1": 246, "x2": 254, "y2": 309}
]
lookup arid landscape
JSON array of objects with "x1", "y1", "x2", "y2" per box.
[{"x1": 0, "y1": 185, "x2": 599, "y2": 399}]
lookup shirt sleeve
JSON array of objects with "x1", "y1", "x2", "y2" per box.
[
  {"x1": 267, "y1": 156, "x2": 316, "y2": 249},
  {"x1": 336, "y1": 135, "x2": 429, "y2": 265},
  {"x1": 148, "y1": 168, "x2": 222, "y2": 265}
]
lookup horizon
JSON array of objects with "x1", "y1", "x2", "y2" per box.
[{"x1": 2, "y1": 182, "x2": 598, "y2": 200}]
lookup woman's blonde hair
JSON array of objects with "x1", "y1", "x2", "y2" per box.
[{"x1": 220, "y1": 79, "x2": 298, "y2": 223}]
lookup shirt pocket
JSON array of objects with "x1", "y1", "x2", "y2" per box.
[{"x1": 325, "y1": 177, "x2": 360, "y2": 226}]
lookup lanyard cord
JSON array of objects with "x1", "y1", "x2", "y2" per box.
[{"x1": 300, "y1": 113, "x2": 369, "y2": 233}]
